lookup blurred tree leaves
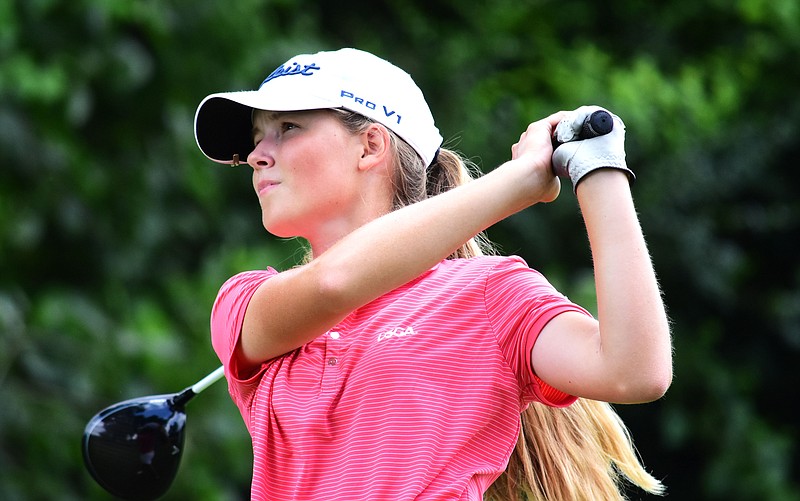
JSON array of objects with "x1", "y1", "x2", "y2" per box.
[{"x1": 1, "y1": 0, "x2": 799, "y2": 499}]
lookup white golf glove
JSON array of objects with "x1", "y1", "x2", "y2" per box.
[{"x1": 552, "y1": 105, "x2": 635, "y2": 190}]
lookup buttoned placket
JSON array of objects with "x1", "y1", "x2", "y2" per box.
[{"x1": 322, "y1": 329, "x2": 344, "y2": 391}]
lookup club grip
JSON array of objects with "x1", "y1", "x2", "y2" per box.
[{"x1": 579, "y1": 110, "x2": 614, "y2": 139}]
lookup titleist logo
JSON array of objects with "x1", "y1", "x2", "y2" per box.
[{"x1": 261, "y1": 61, "x2": 321, "y2": 86}]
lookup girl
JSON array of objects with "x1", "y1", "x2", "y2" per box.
[{"x1": 194, "y1": 48, "x2": 672, "y2": 500}]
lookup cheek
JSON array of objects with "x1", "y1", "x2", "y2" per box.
[
  {"x1": 280, "y1": 159, "x2": 347, "y2": 213},
  {"x1": 293, "y1": 149, "x2": 356, "y2": 195}
]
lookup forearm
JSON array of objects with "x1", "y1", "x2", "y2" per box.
[{"x1": 577, "y1": 170, "x2": 672, "y2": 395}]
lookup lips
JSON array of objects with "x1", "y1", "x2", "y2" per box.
[{"x1": 256, "y1": 179, "x2": 280, "y2": 196}]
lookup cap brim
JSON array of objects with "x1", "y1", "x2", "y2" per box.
[{"x1": 194, "y1": 91, "x2": 340, "y2": 165}]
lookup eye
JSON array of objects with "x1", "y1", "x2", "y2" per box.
[
  {"x1": 281, "y1": 122, "x2": 299, "y2": 133},
  {"x1": 251, "y1": 128, "x2": 264, "y2": 147}
]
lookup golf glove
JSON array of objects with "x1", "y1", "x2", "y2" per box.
[{"x1": 552, "y1": 105, "x2": 635, "y2": 190}]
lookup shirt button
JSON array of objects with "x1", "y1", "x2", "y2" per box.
[
  {"x1": 328, "y1": 357, "x2": 338, "y2": 366},
  {"x1": 329, "y1": 331, "x2": 340, "y2": 340}
]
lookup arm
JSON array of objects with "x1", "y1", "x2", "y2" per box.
[
  {"x1": 239, "y1": 114, "x2": 565, "y2": 369},
  {"x1": 531, "y1": 112, "x2": 672, "y2": 404}
]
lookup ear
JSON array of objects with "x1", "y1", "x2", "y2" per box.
[{"x1": 357, "y1": 123, "x2": 391, "y2": 172}]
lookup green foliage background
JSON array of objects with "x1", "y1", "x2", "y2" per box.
[{"x1": 1, "y1": 0, "x2": 799, "y2": 499}]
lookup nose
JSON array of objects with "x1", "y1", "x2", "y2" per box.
[{"x1": 247, "y1": 140, "x2": 274, "y2": 169}]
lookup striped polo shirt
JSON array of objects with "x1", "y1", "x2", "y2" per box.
[{"x1": 211, "y1": 255, "x2": 589, "y2": 500}]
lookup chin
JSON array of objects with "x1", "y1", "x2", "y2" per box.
[{"x1": 262, "y1": 219, "x2": 298, "y2": 239}]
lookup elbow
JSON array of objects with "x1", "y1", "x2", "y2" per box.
[
  {"x1": 615, "y1": 359, "x2": 673, "y2": 404},
  {"x1": 643, "y1": 327, "x2": 674, "y2": 401},
  {"x1": 607, "y1": 333, "x2": 673, "y2": 403},
  {"x1": 636, "y1": 366, "x2": 673, "y2": 402},
  {"x1": 620, "y1": 324, "x2": 674, "y2": 403}
]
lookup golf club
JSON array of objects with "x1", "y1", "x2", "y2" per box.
[{"x1": 82, "y1": 366, "x2": 225, "y2": 500}]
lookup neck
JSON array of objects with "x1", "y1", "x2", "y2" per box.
[{"x1": 307, "y1": 204, "x2": 392, "y2": 259}]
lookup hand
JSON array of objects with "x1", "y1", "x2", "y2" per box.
[
  {"x1": 552, "y1": 106, "x2": 634, "y2": 190},
  {"x1": 511, "y1": 112, "x2": 565, "y2": 204}
]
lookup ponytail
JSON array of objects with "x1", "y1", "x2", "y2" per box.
[{"x1": 421, "y1": 148, "x2": 495, "y2": 259}]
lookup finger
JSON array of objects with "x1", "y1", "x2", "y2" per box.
[
  {"x1": 542, "y1": 111, "x2": 570, "y2": 132},
  {"x1": 513, "y1": 112, "x2": 571, "y2": 160}
]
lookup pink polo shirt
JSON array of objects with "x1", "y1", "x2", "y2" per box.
[{"x1": 211, "y1": 255, "x2": 591, "y2": 500}]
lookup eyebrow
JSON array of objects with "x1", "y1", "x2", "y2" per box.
[
  {"x1": 252, "y1": 110, "x2": 279, "y2": 129},
  {"x1": 251, "y1": 110, "x2": 312, "y2": 137},
  {"x1": 252, "y1": 110, "x2": 334, "y2": 143},
  {"x1": 251, "y1": 111, "x2": 283, "y2": 140},
  {"x1": 255, "y1": 110, "x2": 286, "y2": 121}
]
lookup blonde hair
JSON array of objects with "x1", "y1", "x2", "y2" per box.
[
  {"x1": 489, "y1": 399, "x2": 665, "y2": 500},
  {"x1": 332, "y1": 109, "x2": 664, "y2": 499}
]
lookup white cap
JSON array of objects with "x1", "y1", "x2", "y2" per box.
[{"x1": 194, "y1": 48, "x2": 443, "y2": 167}]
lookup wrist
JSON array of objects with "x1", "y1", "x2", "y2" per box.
[
  {"x1": 575, "y1": 168, "x2": 633, "y2": 199},
  {"x1": 574, "y1": 166, "x2": 635, "y2": 192}
]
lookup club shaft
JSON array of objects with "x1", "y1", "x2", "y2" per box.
[
  {"x1": 171, "y1": 366, "x2": 225, "y2": 408},
  {"x1": 192, "y1": 365, "x2": 225, "y2": 394}
]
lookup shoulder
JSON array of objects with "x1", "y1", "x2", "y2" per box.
[
  {"x1": 210, "y1": 267, "x2": 281, "y2": 390},
  {"x1": 402, "y1": 256, "x2": 548, "y2": 308},
  {"x1": 211, "y1": 267, "x2": 280, "y2": 335},
  {"x1": 213, "y1": 267, "x2": 280, "y2": 306},
  {"x1": 435, "y1": 254, "x2": 530, "y2": 274},
  {"x1": 433, "y1": 255, "x2": 544, "y2": 288},
  {"x1": 219, "y1": 267, "x2": 280, "y2": 294}
]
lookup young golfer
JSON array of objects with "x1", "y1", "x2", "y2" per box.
[{"x1": 194, "y1": 48, "x2": 672, "y2": 500}]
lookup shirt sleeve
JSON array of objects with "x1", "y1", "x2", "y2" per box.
[
  {"x1": 484, "y1": 256, "x2": 593, "y2": 408},
  {"x1": 210, "y1": 268, "x2": 277, "y2": 410}
]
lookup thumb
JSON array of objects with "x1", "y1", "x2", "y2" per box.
[{"x1": 552, "y1": 141, "x2": 582, "y2": 178}]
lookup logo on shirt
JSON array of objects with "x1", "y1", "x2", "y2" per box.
[{"x1": 377, "y1": 326, "x2": 416, "y2": 342}]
